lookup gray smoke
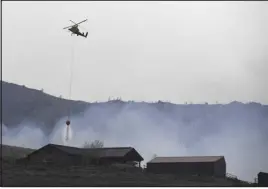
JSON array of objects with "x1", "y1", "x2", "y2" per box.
[{"x1": 2, "y1": 102, "x2": 268, "y2": 182}]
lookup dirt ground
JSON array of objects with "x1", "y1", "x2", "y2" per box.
[{"x1": 1, "y1": 160, "x2": 252, "y2": 187}]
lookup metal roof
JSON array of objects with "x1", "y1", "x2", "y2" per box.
[
  {"x1": 82, "y1": 147, "x2": 134, "y2": 157},
  {"x1": 45, "y1": 144, "x2": 143, "y2": 160},
  {"x1": 148, "y1": 156, "x2": 224, "y2": 163},
  {"x1": 49, "y1": 144, "x2": 84, "y2": 155}
]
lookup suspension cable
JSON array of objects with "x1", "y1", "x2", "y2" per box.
[
  {"x1": 65, "y1": 37, "x2": 75, "y2": 142},
  {"x1": 68, "y1": 37, "x2": 75, "y2": 120}
]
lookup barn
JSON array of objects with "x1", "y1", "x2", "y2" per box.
[
  {"x1": 147, "y1": 156, "x2": 226, "y2": 177},
  {"x1": 258, "y1": 172, "x2": 268, "y2": 186},
  {"x1": 18, "y1": 144, "x2": 144, "y2": 167}
]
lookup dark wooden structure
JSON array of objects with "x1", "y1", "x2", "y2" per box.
[
  {"x1": 258, "y1": 172, "x2": 268, "y2": 187},
  {"x1": 17, "y1": 144, "x2": 144, "y2": 167},
  {"x1": 147, "y1": 156, "x2": 226, "y2": 177}
]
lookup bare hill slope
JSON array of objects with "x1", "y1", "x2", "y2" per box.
[
  {"x1": 2, "y1": 81, "x2": 88, "y2": 134},
  {"x1": 2, "y1": 81, "x2": 268, "y2": 138}
]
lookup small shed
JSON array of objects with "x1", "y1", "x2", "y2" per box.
[
  {"x1": 258, "y1": 172, "x2": 268, "y2": 186},
  {"x1": 147, "y1": 156, "x2": 226, "y2": 177},
  {"x1": 19, "y1": 144, "x2": 144, "y2": 167}
]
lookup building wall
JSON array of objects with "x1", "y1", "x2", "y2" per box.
[
  {"x1": 213, "y1": 158, "x2": 226, "y2": 177},
  {"x1": 147, "y1": 162, "x2": 215, "y2": 176},
  {"x1": 258, "y1": 172, "x2": 268, "y2": 187},
  {"x1": 124, "y1": 150, "x2": 143, "y2": 163},
  {"x1": 98, "y1": 157, "x2": 124, "y2": 165}
]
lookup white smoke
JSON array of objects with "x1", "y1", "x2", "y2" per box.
[{"x1": 2, "y1": 102, "x2": 268, "y2": 182}]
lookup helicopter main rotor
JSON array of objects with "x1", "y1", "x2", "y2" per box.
[{"x1": 63, "y1": 19, "x2": 88, "y2": 30}]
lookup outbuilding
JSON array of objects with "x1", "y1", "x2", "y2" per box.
[
  {"x1": 147, "y1": 156, "x2": 226, "y2": 177},
  {"x1": 18, "y1": 144, "x2": 144, "y2": 167},
  {"x1": 258, "y1": 172, "x2": 268, "y2": 186}
]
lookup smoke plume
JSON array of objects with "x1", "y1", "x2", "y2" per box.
[{"x1": 2, "y1": 102, "x2": 268, "y2": 182}]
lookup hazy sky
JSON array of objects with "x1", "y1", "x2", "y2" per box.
[{"x1": 3, "y1": 1, "x2": 268, "y2": 104}]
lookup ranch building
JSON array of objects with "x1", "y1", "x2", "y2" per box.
[
  {"x1": 18, "y1": 143, "x2": 144, "y2": 167},
  {"x1": 147, "y1": 156, "x2": 226, "y2": 177},
  {"x1": 258, "y1": 172, "x2": 268, "y2": 186}
]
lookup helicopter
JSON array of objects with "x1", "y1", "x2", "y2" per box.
[{"x1": 63, "y1": 19, "x2": 88, "y2": 38}]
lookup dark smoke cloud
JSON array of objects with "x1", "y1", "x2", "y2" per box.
[{"x1": 2, "y1": 102, "x2": 268, "y2": 182}]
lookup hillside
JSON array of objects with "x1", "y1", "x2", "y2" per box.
[
  {"x1": 2, "y1": 80, "x2": 268, "y2": 183},
  {"x1": 1, "y1": 144, "x2": 35, "y2": 159},
  {"x1": 2, "y1": 81, "x2": 88, "y2": 134},
  {"x1": 2, "y1": 81, "x2": 268, "y2": 137},
  {"x1": 2, "y1": 163, "x2": 252, "y2": 186}
]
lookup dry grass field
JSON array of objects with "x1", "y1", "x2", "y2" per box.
[{"x1": 1, "y1": 144, "x2": 35, "y2": 159}]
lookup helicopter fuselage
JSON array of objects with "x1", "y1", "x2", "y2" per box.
[
  {"x1": 69, "y1": 25, "x2": 80, "y2": 34},
  {"x1": 64, "y1": 20, "x2": 88, "y2": 38}
]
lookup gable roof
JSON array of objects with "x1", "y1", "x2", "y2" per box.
[
  {"x1": 81, "y1": 147, "x2": 136, "y2": 158},
  {"x1": 148, "y1": 156, "x2": 224, "y2": 163},
  {"x1": 49, "y1": 144, "x2": 80, "y2": 154},
  {"x1": 258, "y1": 172, "x2": 268, "y2": 177},
  {"x1": 35, "y1": 144, "x2": 143, "y2": 161}
]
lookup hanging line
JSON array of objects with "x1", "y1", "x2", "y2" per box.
[
  {"x1": 68, "y1": 37, "x2": 75, "y2": 120},
  {"x1": 66, "y1": 37, "x2": 75, "y2": 142}
]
